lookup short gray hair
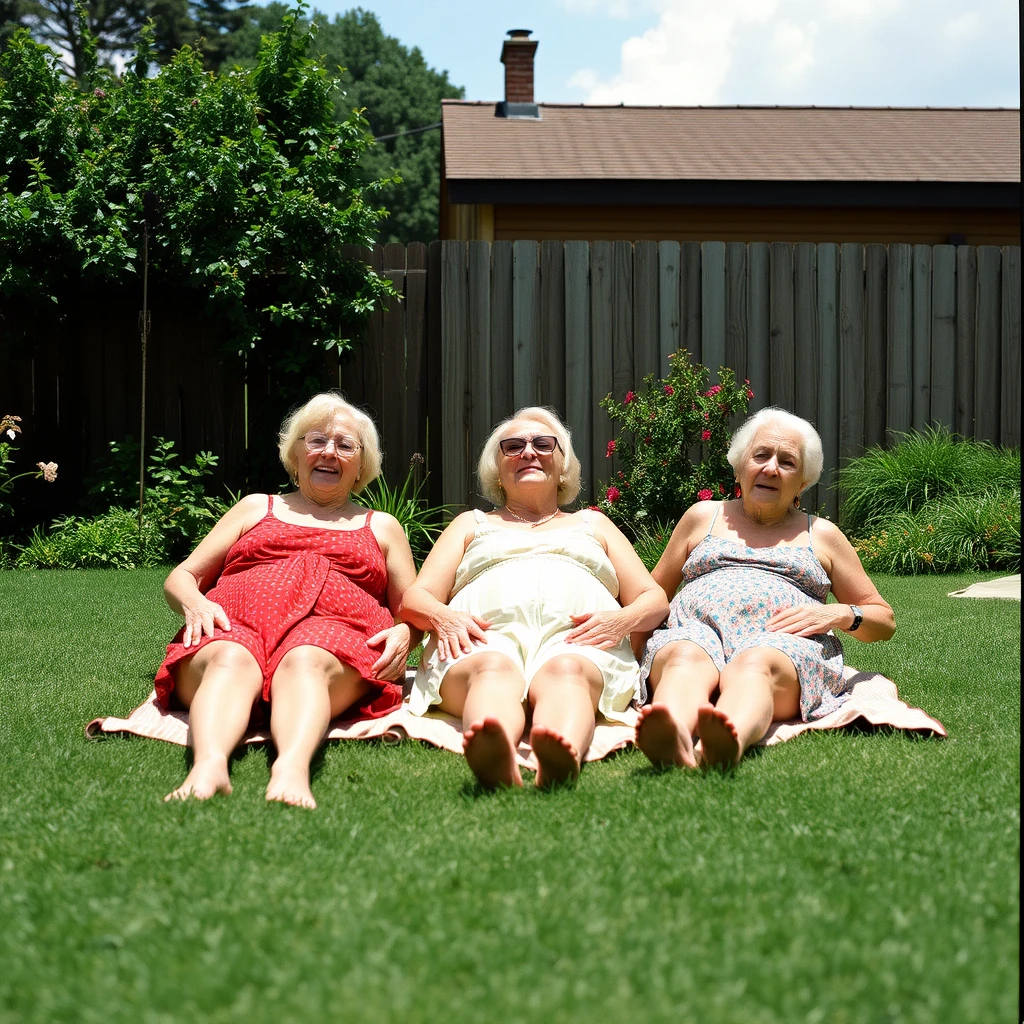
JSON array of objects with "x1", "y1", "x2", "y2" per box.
[
  {"x1": 278, "y1": 392, "x2": 382, "y2": 494},
  {"x1": 477, "y1": 406, "x2": 582, "y2": 506},
  {"x1": 727, "y1": 407, "x2": 824, "y2": 489}
]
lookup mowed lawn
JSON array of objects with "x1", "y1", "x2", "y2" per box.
[{"x1": 0, "y1": 568, "x2": 1018, "y2": 1024}]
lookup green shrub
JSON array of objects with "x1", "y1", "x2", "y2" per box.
[
  {"x1": 596, "y1": 351, "x2": 752, "y2": 532},
  {"x1": 852, "y1": 488, "x2": 1020, "y2": 575},
  {"x1": 835, "y1": 426, "x2": 1019, "y2": 534},
  {"x1": 15, "y1": 507, "x2": 168, "y2": 569},
  {"x1": 630, "y1": 519, "x2": 675, "y2": 572},
  {"x1": 353, "y1": 455, "x2": 452, "y2": 566}
]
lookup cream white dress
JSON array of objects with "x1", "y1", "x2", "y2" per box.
[{"x1": 408, "y1": 509, "x2": 641, "y2": 723}]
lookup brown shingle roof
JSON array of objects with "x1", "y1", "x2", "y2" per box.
[{"x1": 441, "y1": 102, "x2": 1020, "y2": 183}]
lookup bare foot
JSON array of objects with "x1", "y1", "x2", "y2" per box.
[
  {"x1": 164, "y1": 758, "x2": 231, "y2": 802},
  {"x1": 530, "y1": 726, "x2": 580, "y2": 788},
  {"x1": 463, "y1": 718, "x2": 524, "y2": 789},
  {"x1": 266, "y1": 757, "x2": 317, "y2": 809},
  {"x1": 696, "y1": 704, "x2": 742, "y2": 768},
  {"x1": 635, "y1": 703, "x2": 698, "y2": 768}
]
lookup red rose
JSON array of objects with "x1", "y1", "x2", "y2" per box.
[
  {"x1": 606, "y1": 486, "x2": 621, "y2": 503},
  {"x1": 663, "y1": 385, "x2": 675, "y2": 395},
  {"x1": 701, "y1": 429, "x2": 711, "y2": 441},
  {"x1": 698, "y1": 489, "x2": 714, "y2": 501},
  {"x1": 624, "y1": 391, "x2": 635, "y2": 404},
  {"x1": 719, "y1": 484, "x2": 726, "y2": 494},
  {"x1": 703, "y1": 385, "x2": 722, "y2": 397},
  {"x1": 747, "y1": 389, "x2": 754, "y2": 399},
  {"x1": 606, "y1": 439, "x2": 616, "y2": 457}
]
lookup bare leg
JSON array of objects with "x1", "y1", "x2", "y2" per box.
[
  {"x1": 700, "y1": 647, "x2": 801, "y2": 768},
  {"x1": 440, "y1": 652, "x2": 526, "y2": 789},
  {"x1": 165, "y1": 642, "x2": 263, "y2": 802},
  {"x1": 266, "y1": 646, "x2": 370, "y2": 809},
  {"x1": 528, "y1": 656, "x2": 602, "y2": 788},
  {"x1": 636, "y1": 641, "x2": 718, "y2": 769}
]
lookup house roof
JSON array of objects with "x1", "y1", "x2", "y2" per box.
[{"x1": 441, "y1": 102, "x2": 1021, "y2": 184}]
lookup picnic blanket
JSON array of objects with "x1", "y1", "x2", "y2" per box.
[
  {"x1": 948, "y1": 574, "x2": 1020, "y2": 600},
  {"x1": 85, "y1": 665, "x2": 945, "y2": 769}
]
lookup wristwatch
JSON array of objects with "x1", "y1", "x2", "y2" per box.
[{"x1": 847, "y1": 605, "x2": 863, "y2": 632}]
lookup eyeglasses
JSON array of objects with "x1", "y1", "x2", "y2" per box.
[
  {"x1": 302, "y1": 433, "x2": 361, "y2": 456},
  {"x1": 498, "y1": 435, "x2": 561, "y2": 457}
]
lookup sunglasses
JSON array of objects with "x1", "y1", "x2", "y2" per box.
[
  {"x1": 302, "y1": 433, "x2": 361, "y2": 456},
  {"x1": 498, "y1": 435, "x2": 561, "y2": 457}
]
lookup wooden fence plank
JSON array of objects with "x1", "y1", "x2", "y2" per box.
[
  {"x1": 590, "y1": 242, "x2": 614, "y2": 477},
  {"x1": 539, "y1": 241, "x2": 566, "y2": 410},
  {"x1": 701, "y1": 241, "x2": 726, "y2": 381},
  {"x1": 1000, "y1": 246, "x2": 1021, "y2": 446},
  {"x1": 816, "y1": 243, "x2": 839, "y2": 520},
  {"x1": 425, "y1": 241, "x2": 443, "y2": 508},
  {"x1": 839, "y1": 243, "x2": 864, "y2": 459},
  {"x1": 725, "y1": 242, "x2": 747, "y2": 386},
  {"x1": 441, "y1": 241, "x2": 469, "y2": 508},
  {"x1": 746, "y1": 242, "x2": 770, "y2": 414},
  {"x1": 467, "y1": 240, "x2": 492, "y2": 497},
  {"x1": 864, "y1": 244, "x2": 888, "y2": 449},
  {"x1": 911, "y1": 244, "x2": 933, "y2": 430},
  {"x1": 611, "y1": 241, "x2": 635, "y2": 408},
  {"x1": 887, "y1": 243, "x2": 912, "y2": 439},
  {"x1": 680, "y1": 241, "x2": 702, "y2": 360},
  {"x1": 381, "y1": 242, "x2": 408, "y2": 478},
  {"x1": 658, "y1": 241, "x2": 681, "y2": 370},
  {"x1": 633, "y1": 240, "x2": 660, "y2": 385},
  {"x1": 954, "y1": 246, "x2": 977, "y2": 438},
  {"x1": 929, "y1": 245, "x2": 956, "y2": 430},
  {"x1": 974, "y1": 246, "x2": 1002, "y2": 442},
  {"x1": 489, "y1": 241, "x2": 514, "y2": 425},
  {"x1": 793, "y1": 243, "x2": 817, "y2": 424},
  {"x1": 564, "y1": 241, "x2": 593, "y2": 499},
  {"x1": 512, "y1": 240, "x2": 539, "y2": 410},
  {"x1": 769, "y1": 242, "x2": 795, "y2": 411},
  {"x1": 403, "y1": 242, "x2": 429, "y2": 465}
]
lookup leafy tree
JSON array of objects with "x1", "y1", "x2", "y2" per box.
[
  {"x1": 227, "y1": 4, "x2": 462, "y2": 242},
  {"x1": 1, "y1": 0, "x2": 28, "y2": 49},
  {"x1": 0, "y1": 5, "x2": 394, "y2": 482}
]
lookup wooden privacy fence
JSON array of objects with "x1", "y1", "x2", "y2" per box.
[
  {"x1": 1, "y1": 239, "x2": 1019, "y2": 526},
  {"x1": 436, "y1": 240, "x2": 1021, "y2": 517}
]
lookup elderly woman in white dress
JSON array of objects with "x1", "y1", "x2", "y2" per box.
[{"x1": 400, "y1": 407, "x2": 668, "y2": 789}]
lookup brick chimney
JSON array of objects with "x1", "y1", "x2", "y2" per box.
[{"x1": 497, "y1": 30, "x2": 540, "y2": 118}]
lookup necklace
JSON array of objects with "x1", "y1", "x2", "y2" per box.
[{"x1": 504, "y1": 505, "x2": 559, "y2": 526}]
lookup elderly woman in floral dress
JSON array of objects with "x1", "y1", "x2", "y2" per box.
[{"x1": 635, "y1": 407, "x2": 895, "y2": 769}]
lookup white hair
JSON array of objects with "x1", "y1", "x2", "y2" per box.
[
  {"x1": 727, "y1": 407, "x2": 824, "y2": 489},
  {"x1": 277, "y1": 392, "x2": 381, "y2": 494},
  {"x1": 477, "y1": 406, "x2": 582, "y2": 506}
]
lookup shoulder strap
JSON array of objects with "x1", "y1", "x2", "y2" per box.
[
  {"x1": 472, "y1": 508, "x2": 487, "y2": 523},
  {"x1": 364, "y1": 509, "x2": 373, "y2": 526},
  {"x1": 806, "y1": 512, "x2": 814, "y2": 532},
  {"x1": 267, "y1": 494, "x2": 274, "y2": 514},
  {"x1": 581, "y1": 507, "x2": 593, "y2": 526},
  {"x1": 706, "y1": 503, "x2": 722, "y2": 538}
]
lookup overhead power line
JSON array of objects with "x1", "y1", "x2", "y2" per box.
[{"x1": 374, "y1": 121, "x2": 442, "y2": 142}]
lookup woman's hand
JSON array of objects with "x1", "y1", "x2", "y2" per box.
[
  {"x1": 368, "y1": 623, "x2": 413, "y2": 682},
  {"x1": 430, "y1": 608, "x2": 491, "y2": 662},
  {"x1": 566, "y1": 610, "x2": 628, "y2": 649},
  {"x1": 180, "y1": 594, "x2": 232, "y2": 648},
  {"x1": 766, "y1": 603, "x2": 848, "y2": 638}
]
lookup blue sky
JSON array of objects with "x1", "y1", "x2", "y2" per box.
[{"x1": 310, "y1": 0, "x2": 1019, "y2": 108}]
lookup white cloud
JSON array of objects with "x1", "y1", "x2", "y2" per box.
[{"x1": 568, "y1": 0, "x2": 1020, "y2": 106}]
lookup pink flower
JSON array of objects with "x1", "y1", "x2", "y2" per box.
[
  {"x1": 719, "y1": 484, "x2": 726, "y2": 494},
  {"x1": 605, "y1": 439, "x2": 616, "y2": 457},
  {"x1": 588, "y1": 504, "x2": 600, "y2": 511},
  {"x1": 703, "y1": 411, "x2": 709, "y2": 420},
  {"x1": 703, "y1": 385, "x2": 722, "y2": 397},
  {"x1": 606, "y1": 486, "x2": 621, "y2": 503},
  {"x1": 624, "y1": 391, "x2": 635, "y2": 404},
  {"x1": 93, "y1": 88, "x2": 106, "y2": 99},
  {"x1": 701, "y1": 429, "x2": 711, "y2": 441},
  {"x1": 698, "y1": 489, "x2": 714, "y2": 501},
  {"x1": 36, "y1": 461, "x2": 58, "y2": 483},
  {"x1": 746, "y1": 389, "x2": 754, "y2": 399},
  {"x1": 663, "y1": 385, "x2": 675, "y2": 395}
]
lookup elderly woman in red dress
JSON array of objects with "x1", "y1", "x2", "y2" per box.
[{"x1": 155, "y1": 394, "x2": 418, "y2": 808}]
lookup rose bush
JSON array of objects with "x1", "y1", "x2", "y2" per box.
[{"x1": 595, "y1": 351, "x2": 751, "y2": 532}]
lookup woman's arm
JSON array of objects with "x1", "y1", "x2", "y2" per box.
[
  {"x1": 398, "y1": 512, "x2": 492, "y2": 662},
  {"x1": 767, "y1": 518, "x2": 896, "y2": 642},
  {"x1": 650, "y1": 502, "x2": 716, "y2": 603},
  {"x1": 565, "y1": 512, "x2": 669, "y2": 649},
  {"x1": 164, "y1": 492, "x2": 268, "y2": 647}
]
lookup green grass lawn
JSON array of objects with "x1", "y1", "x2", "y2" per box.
[{"x1": 0, "y1": 569, "x2": 1018, "y2": 1024}]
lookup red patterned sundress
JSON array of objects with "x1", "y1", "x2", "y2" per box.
[{"x1": 153, "y1": 497, "x2": 401, "y2": 721}]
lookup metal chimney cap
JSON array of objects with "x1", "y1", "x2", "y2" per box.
[{"x1": 506, "y1": 29, "x2": 533, "y2": 38}]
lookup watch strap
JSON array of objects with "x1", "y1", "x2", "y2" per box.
[{"x1": 848, "y1": 605, "x2": 863, "y2": 631}]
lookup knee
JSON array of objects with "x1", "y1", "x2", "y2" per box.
[
  {"x1": 275, "y1": 645, "x2": 337, "y2": 680},
  {"x1": 465, "y1": 652, "x2": 518, "y2": 679},
  {"x1": 723, "y1": 648, "x2": 788, "y2": 687},
  {"x1": 652, "y1": 641, "x2": 714, "y2": 677},
  {"x1": 539, "y1": 655, "x2": 592, "y2": 684},
  {"x1": 201, "y1": 643, "x2": 259, "y2": 677}
]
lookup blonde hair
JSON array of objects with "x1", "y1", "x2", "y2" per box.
[
  {"x1": 477, "y1": 406, "x2": 582, "y2": 506},
  {"x1": 727, "y1": 407, "x2": 824, "y2": 489},
  {"x1": 277, "y1": 393, "x2": 382, "y2": 494}
]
